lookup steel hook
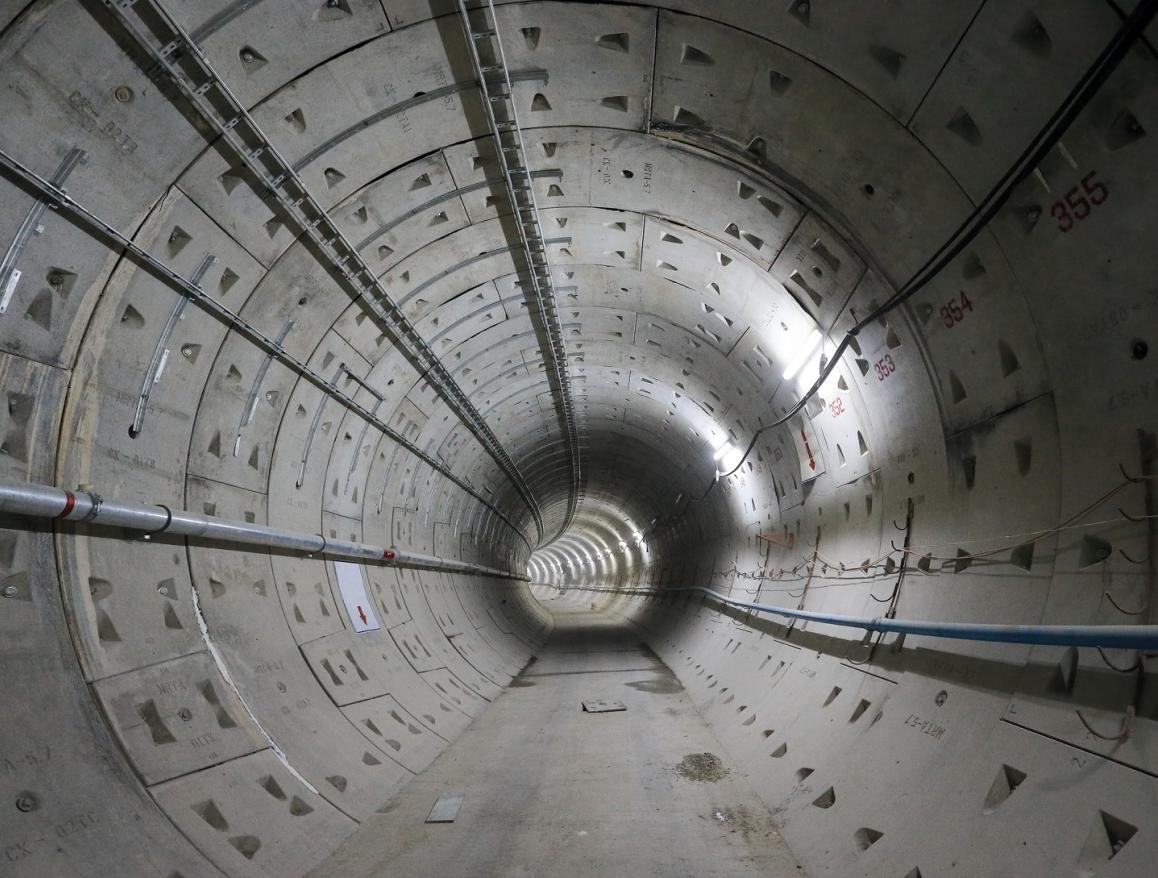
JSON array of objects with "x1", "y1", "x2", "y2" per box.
[
  {"x1": 1096, "y1": 646, "x2": 1142, "y2": 674},
  {"x1": 1075, "y1": 704, "x2": 1135, "y2": 741},
  {"x1": 1103, "y1": 590, "x2": 1149, "y2": 616},
  {"x1": 1119, "y1": 463, "x2": 1144, "y2": 484},
  {"x1": 1118, "y1": 548, "x2": 1149, "y2": 565}
]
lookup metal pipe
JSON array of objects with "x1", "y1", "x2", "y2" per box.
[
  {"x1": 551, "y1": 584, "x2": 1158, "y2": 650},
  {"x1": 0, "y1": 481, "x2": 525, "y2": 580}
]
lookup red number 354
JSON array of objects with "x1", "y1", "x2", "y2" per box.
[{"x1": 1050, "y1": 170, "x2": 1108, "y2": 233}]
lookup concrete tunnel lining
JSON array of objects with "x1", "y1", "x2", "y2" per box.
[{"x1": 0, "y1": 0, "x2": 1156, "y2": 876}]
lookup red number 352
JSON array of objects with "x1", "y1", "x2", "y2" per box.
[{"x1": 1050, "y1": 170, "x2": 1108, "y2": 233}]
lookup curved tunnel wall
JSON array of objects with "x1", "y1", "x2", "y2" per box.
[{"x1": 0, "y1": 1, "x2": 1155, "y2": 876}]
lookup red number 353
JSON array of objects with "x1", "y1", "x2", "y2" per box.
[{"x1": 873, "y1": 354, "x2": 896, "y2": 382}]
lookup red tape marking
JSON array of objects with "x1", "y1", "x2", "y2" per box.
[{"x1": 56, "y1": 491, "x2": 76, "y2": 519}]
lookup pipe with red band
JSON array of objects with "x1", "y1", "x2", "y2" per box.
[
  {"x1": 55, "y1": 490, "x2": 76, "y2": 519},
  {"x1": 0, "y1": 480, "x2": 525, "y2": 579}
]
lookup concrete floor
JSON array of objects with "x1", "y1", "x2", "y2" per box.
[{"x1": 310, "y1": 611, "x2": 803, "y2": 878}]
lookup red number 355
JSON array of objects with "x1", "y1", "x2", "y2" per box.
[{"x1": 1050, "y1": 170, "x2": 1108, "y2": 233}]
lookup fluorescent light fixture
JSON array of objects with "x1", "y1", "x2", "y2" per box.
[
  {"x1": 719, "y1": 444, "x2": 744, "y2": 472},
  {"x1": 713, "y1": 442, "x2": 730, "y2": 461},
  {"x1": 782, "y1": 327, "x2": 823, "y2": 380}
]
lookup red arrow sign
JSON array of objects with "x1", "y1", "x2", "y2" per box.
[
  {"x1": 356, "y1": 605, "x2": 368, "y2": 625},
  {"x1": 800, "y1": 428, "x2": 816, "y2": 471}
]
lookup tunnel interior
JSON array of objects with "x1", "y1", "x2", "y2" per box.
[{"x1": 0, "y1": 1, "x2": 1156, "y2": 876}]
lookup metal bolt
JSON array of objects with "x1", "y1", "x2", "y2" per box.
[
  {"x1": 177, "y1": 707, "x2": 193, "y2": 721},
  {"x1": 1132, "y1": 339, "x2": 1148, "y2": 360},
  {"x1": 156, "y1": 584, "x2": 169, "y2": 596},
  {"x1": 113, "y1": 85, "x2": 133, "y2": 103},
  {"x1": 2, "y1": 585, "x2": 17, "y2": 598},
  {"x1": 1026, "y1": 207, "x2": 1041, "y2": 223},
  {"x1": 240, "y1": 49, "x2": 256, "y2": 63},
  {"x1": 15, "y1": 793, "x2": 38, "y2": 813},
  {"x1": 935, "y1": 690, "x2": 948, "y2": 706}
]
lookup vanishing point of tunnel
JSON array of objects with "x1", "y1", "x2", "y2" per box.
[{"x1": 0, "y1": 1, "x2": 1156, "y2": 876}]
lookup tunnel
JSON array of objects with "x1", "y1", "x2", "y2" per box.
[{"x1": 1, "y1": 0, "x2": 1157, "y2": 875}]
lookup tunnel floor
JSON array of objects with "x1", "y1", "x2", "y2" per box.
[{"x1": 309, "y1": 609, "x2": 802, "y2": 877}]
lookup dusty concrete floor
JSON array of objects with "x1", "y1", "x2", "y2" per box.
[{"x1": 310, "y1": 610, "x2": 803, "y2": 877}]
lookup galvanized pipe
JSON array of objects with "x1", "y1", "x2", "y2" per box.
[
  {"x1": 549, "y1": 584, "x2": 1158, "y2": 650},
  {"x1": 0, "y1": 481, "x2": 525, "y2": 580}
]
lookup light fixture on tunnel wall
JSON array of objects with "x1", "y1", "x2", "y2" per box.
[
  {"x1": 713, "y1": 441, "x2": 743, "y2": 474},
  {"x1": 782, "y1": 327, "x2": 823, "y2": 380}
]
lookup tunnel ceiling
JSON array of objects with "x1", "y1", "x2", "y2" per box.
[{"x1": 3, "y1": 0, "x2": 989, "y2": 566}]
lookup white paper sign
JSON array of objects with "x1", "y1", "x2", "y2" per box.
[{"x1": 333, "y1": 561, "x2": 381, "y2": 633}]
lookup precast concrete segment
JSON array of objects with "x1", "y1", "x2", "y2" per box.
[
  {"x1": 101, "y1": 0, "x2": 548, "y2": 541},
  {"x1": 309, "y1": 609, "x2": 802, "y2": 878},
  {"x1": 0, "y1": 145, "x2": 533, "y2": 553}
]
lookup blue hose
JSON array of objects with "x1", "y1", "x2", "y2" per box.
[{"x1": 552, "y1": 584, "x2": 1158, "y2": 650}]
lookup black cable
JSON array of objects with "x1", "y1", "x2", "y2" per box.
[{"x1": 661, "y1": 0, "x2": 1158, "y2": 527}]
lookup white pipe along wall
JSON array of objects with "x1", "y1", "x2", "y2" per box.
[{"x1": 0, "y1": 1, "x2": 1155, "y2": 877}]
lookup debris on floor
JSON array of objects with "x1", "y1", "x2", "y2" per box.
[
  {"x1": 674, "y1": 752, "x2": 730, "y2": 783},
  {"x1": 581, "y1": 699, "x2": 627, "y2": 713},
  {"x1": 425, "y1": 792, "x2": 465, "y2": 823}
]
